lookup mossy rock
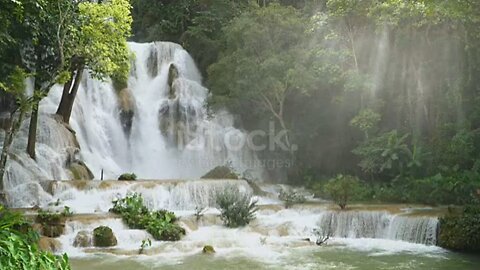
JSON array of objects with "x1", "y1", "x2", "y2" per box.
[
  {"x1": 118, "y1": 173, "x2": 137, "y2": 181},
  {"x1": 73, "y1": 230, "x2": 92, "y2": 248},
  {"x1": 201, "y1": 166, "x2": 238, "y2": 179},
  {"x1": 93, "y1": 226, "x2": 117, "y2": 247},
  {"x1": 202, "y1": 245, "x2": 215, "y2": 254},
  {"x1": 69, "y1": 161, "x2": 94, "y2": 180},
  {"x1": 149, "y1": 224, "x2": 186, "y2": 241},
  {"x1": 42, "y1": 224, "x2": 65, "y2": 238}
]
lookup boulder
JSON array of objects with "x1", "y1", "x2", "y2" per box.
[
  {"x1": 42, "y1": 223, "x2": 65, "y2": 238},
  {"x1": 93, "y1": 226, "x2": 117, "y2": 247},
  {"x1": 73, "y1": 230, "x2": 92, "y2": 248},
  {"x1": 202, "y1": 245, "x2": 215, "y2": 254}
]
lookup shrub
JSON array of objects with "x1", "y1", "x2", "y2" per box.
[
  {"x1": 324, "y1": 174, "x2": 360, "y2": 210},
  {"x1": 438, "y1": 206, "x2": 480, "y2": 252},
  {"x1": 118, "y1": 173, "x2": 137, "y2": 181},
  {"x1": 279, "y1": 189, "x2": 306, "y2": 208},
  {"x1": 0, "y1": 205, "x2": 71, "y2": 269},
  {"x1": 110, "y1": 194, "x2": 185, "y2": 241},
  {"x1": 216, "y1": 188, "x2": 258, "y2": 227}
]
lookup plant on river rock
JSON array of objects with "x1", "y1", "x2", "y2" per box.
[{"x1": 110, "y1": 193, "x2": 185, "y2": 241}]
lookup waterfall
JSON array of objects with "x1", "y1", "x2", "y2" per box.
[
  {"x1": 3, "y1": 41, "x2": 262, "y2": 207},
  {"x1": 316, "y1": 211, "x2": 438, "y2": 245},
  {"x1": 44, "y1": 41, "x2": 261, "y2": 180}
]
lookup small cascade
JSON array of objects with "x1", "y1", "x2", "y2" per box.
[
  {"x1": 47, "y1": 179, "x2": 253, "y2": 213},
  {"x1": 316, "y1": 211, "x2": 438, "y2": 245}
]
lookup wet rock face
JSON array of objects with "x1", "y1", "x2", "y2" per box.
[
  {"x1": 93, "y1": 226, "x2": 117, "y2": 247},
  {"x1": 74, "y1": 230, "x2": 92, "y2": 248},
  {"x1": 69, "y1": 160, "x2": 94, "y2": 180},
  {"x1": 159, "y1": 64, "x2": 198, "y2": 149},
  {"x1": 0, "y1": 112, "x2": 11, "y2": 130},
  {"x1": 168, "y1": 64, "x2": 179, "y2": 99},
  {"x1": 117, "y1": 88, "x2": 135, "y2": 136},
  {"x1": 38, "y1": 237, "x2": 62, "y2": 253},
  {"x1": 0, "y1": 90, "x2": 15, "y2": 114}
]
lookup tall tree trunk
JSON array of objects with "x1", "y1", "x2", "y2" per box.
[
  {"x1": 56, "y1": 66, "x2": 84, "y2": 123},
  {"x1": 26, "y1": 102, "x2": 39, "y2": 159},
  {"x1": 0, "y1": 109, "x2": 26, "y2": 205}
]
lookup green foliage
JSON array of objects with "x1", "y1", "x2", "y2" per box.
[
  {"x1": 215, "y1": 188, "x2": 258, "y2": 228},
  {"x1": 118, "y1": 173, "x2": 137, "y2": 181},
  {"x1": 350, "y1": 108, "x2": 381, "y2": 139},
  {"x1": 324, "y1": 174, "x2": 360, "y2": 209},
  {"x1": 0, "y1": 205, "x2": 71, "y2": 269},
  {"x1": 353, "y1": 130, "x2": 413, "y2": 178},
  {"x1": 439, "y1": 206, "x2": 480, "y2": 252},
  {"x1": 75, "y1": 0, "x2": 132, "y2": 81},
  {"x1": 208, "y1": 4, "x2": 310, "y2": 118},
  {"x1": 278, "y1": 189, "x2": 306, "y2": 208},
  {"x1": 110, "y1": 193, "x2": 185, "y2": 241}
]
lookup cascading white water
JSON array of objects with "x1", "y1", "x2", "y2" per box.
[
  {"x1": 2, "y1": 114, "x2": 79, "y2": 207},
  {"x1": 42, "y1": 41, "x2": 261, "y2": 180},
  {"x1": 315, "y1": 211, "x2": 438, "y2": 245},
  {"x1": 48, "y1": 179, "x2": 253, "y2": 213}
]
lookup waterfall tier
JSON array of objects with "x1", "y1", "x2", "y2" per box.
[
  {"x1": 47, "y1": 179, "x2": 253, "y2": 213},
  {"x1": 316, "y1": 211, "x2": 438, "y2": 245}
]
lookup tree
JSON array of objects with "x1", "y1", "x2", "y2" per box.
[
  {"x1": 25, "y1": 0, "x2": 80, "y2": 159},
  {"x1": 208, "y1": 4, "x2": 310, "y2": 154},
  {"x1": 0, "y1": 0, "x2": 53, "y2": 198},
  {"x1": 324, "y1": 174, "x2": 360, "y2": 209},
  {"x1": 55, "y1": 0, "x2": 132, "y2": 124},
  {"x1": 350, "y1": 108, "x2": 381, "y2": 139}
]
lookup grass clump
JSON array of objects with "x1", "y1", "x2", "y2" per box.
[
  {"x1": 279, "y1": 189, "x2": 306, "y2": 208},
  {"x1": 216, "y1": 188, "x2": 258, "y2": 228}
]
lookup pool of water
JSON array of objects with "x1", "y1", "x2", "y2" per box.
[{"x1": 70, "y1": 243, "x2": 480, "y2": 270}]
